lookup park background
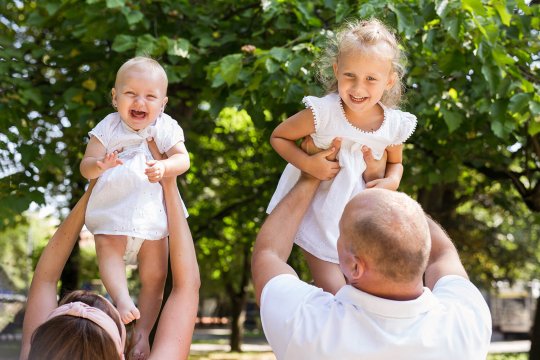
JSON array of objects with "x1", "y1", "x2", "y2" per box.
[{"x1": 0, "y1": 0, "x2": 539, "y2": 358}]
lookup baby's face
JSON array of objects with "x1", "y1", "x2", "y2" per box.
[{"x1": 112, "y1": 66, "x2": 168, "y2": 131}]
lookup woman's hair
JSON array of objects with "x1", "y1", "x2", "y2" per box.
[
  {"x1": 317, "y1": 18, "x2": 406, "y2": 108},
  {"x1": 28, "y1": 290, "x2": 130, "y2": 360}
]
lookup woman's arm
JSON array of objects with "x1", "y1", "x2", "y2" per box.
[
  {"x1": 20, "y1": 181, "x2": 96, "y2": 360},
  {"x1": 271, "y1": 109, "x2": 340, "y2": 181},
  {"x1": 147, "y1": 140, "x2": 200, "y2": 360}
]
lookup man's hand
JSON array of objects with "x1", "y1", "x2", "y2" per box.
[
  {"x1": 362, "y1": 146, "x2": 388, "y2": 185},
  {"x1": 96, "y1": 151, "x2": 123, "y2": 171}
]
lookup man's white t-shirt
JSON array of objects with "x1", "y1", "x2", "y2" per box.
[{"x1": 261, "y1": 274, "x2": 491, "y2": 360}]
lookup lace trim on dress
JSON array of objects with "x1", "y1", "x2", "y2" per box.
[
  {"x1": 302, "y1": 97, "x2": 319, "y2": 131},
  {"x1": 337, "y1": 99, "x2": 388, "y2": 135},
  {"x1": 389, "y1": 112, "x2": 418, "y2": 146}
]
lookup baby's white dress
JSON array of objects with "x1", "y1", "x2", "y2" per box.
[
  {"x1": 267, "y1": 93, "x2": 417, "y2": 263},
  {"x1": 85, "y1": 112, "x2": 187, "y2": 242}
]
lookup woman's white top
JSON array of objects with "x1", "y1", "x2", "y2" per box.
[
  {"x1": 85, "y1": 112, "x2": 186, "y2": 240},
  {"x1": 267, "y1": 93, "x2": 417, "y2": 263}
]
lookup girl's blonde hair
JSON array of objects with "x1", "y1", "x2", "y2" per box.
[{"x1": 317, "y1": 18, "x2": 406, "y2": 108}]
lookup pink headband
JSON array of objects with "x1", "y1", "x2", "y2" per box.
[{"x1": 47, "y1": 301, "x2": 126, "y2": 359}]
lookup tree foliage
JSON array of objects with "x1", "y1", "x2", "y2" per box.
[{"x1": 1, "y1": 0, "x2": 539, "y2": 349}]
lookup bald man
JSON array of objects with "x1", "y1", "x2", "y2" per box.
[{"x1": 252, "y1": 173, "x2": 491, "y2": 360}]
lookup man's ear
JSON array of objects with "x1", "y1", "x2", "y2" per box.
[{"x1": 350, "y1": 255, "x2": 365, "y2": 280}]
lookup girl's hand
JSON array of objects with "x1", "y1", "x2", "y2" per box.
[
  {"x1": 306, "y1": 147, "x2": 341, "y2": 181},
  {"x1": 145, "y1": 160, "x2": 166, "y2": 183},
  {"x1": 96, "y1": 151, "x2": 123, "y2": 171}
]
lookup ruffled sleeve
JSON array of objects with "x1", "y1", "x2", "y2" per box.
[
  {"x1": 88, "y1": 113, "x2": 117, "y2": 148},
  {"x1": 390, "y1": 110, "x2": 417, "y2": 145},
  {"x1": 155, "y1": 113, "x2": 185, "y2": 153},
  {"x1": 302, "y1": 93, "x2": 338, "y2": 133}
]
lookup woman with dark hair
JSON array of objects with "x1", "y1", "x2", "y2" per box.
[{"x1": 20, "y1": 140, "x2": 200, "y2": 360}]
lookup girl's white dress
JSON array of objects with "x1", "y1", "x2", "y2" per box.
[
  {"x1": 267, "y1": 93, "x2": 417, "y2": 263},
  {"x1": 85, "y1": 112, "x2": 187, "y2": 241}
]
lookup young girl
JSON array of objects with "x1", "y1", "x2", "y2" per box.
[
  {"x1": 267, "y1": 19, "x2": 417, "y2": 294},
  {"x1": 80, "y1": 56, "x2": 190, "y2": 359}
]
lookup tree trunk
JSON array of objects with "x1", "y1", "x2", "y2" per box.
[
  {"x1": 227, "y1": 243, "x2": 251, "y2": 352},
  {"x1": 229, "y1": 291, "x2": 247, "y2": 352},
  {"x1": 530, "y1": 296, "x2": 540, "y2": 359}
]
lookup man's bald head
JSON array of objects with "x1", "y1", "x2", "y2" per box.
[{"x1": 339, "y1": 188, "x2": 431, "y2": 282}]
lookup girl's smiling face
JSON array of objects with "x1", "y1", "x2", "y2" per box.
[
  {"x1": 333, "y1": 49, "x2": 396, "y2": 121},
  {"x1": 112, "y1": 65, "x2": 168, "y2": 131}
]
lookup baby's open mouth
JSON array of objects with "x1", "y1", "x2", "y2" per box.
[{"x1": 130, "y1": 110, "x2": 146, "y2": 119}]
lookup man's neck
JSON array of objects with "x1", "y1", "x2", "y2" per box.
[{"x1": 349, "y1": 277, "x2": 424, "y2": 301}]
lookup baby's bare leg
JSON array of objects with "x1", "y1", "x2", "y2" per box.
[
  {"x1": 132, "y1": 237, "x2": 168, "y2": 360},
  {"x1": 95, "y1": 234, "x2": 140, "y2": 324},
  {"x1": 302, "y1": 249, "x2": 346, "y2": 295}
]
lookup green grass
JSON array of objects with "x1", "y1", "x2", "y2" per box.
[{"x1": 487, "y1": 354, "x2": 527, "y2": 360}]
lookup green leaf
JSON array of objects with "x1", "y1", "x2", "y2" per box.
[
  {"x1": 106, "y1": 0, "x2": 124, "y2": 8},
  {"x1": 336, "y1": 2, "x2": 350, "y2": 23},
  {"x1": 508, "y1": 93, "x2": 530, "y2": 113},
  {"x1": 137, "y1": 34, "x2": 157, "y2": 55},
  {"x1": 111, "y1": 34, "x2": 136, "y2": 53},
  {"x1": 493, "y1": 0, "x2": 511, "y2": 26},
  {"x1": 167, "y1": 38, "x2": 190, "y2": 58},
  {"x1": 269, "y1": 47, "x2": 289, "y2": 62},
  {"x1": 123, "y1": 9, "x2": 144, "y2": 25},
  {"x1": 20, "y1": 88, "x2": 42, "y2": 106},
  {"x1": 220, "y1": 54, "x2": 243, "y2": 86},
  {"x1": 441, "y1": 108, "x2": 463, "y2": 133},
  {"x1": 528, "y1": 116, "x2": 540, "y2": 136},
  {"x1": 265, "y1": 58, "x2": 280, "y2": 74},
  {"x1": 388, "y1": 4, "x2": 416, "y2": 38},
  {"x1": 492, "y1": 47, "x2": 515, "y2": 66},
  {"x1": 461, "y1": 0, "x2": 486, "y2": 17}
]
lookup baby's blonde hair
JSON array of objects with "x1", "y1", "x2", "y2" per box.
[
  {"x1": 115, "y1": 56, "x2": 168, "y2": 92},
  {"x1": 317, "y1": 18, "x2": 406, "y2": 108}
]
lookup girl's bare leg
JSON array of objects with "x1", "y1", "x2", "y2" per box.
[
  {"x1": 302, "y1": 249, "x2": 346, "y2": 295},
  {"x1": 132, "y1": 237, "x2": 168, "y2": 360},
  {"x1": 95, "y1": 234, "x2": 140, "y2": 324}
]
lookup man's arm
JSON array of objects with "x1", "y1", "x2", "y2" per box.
[
  {"x1": 252, "y1": 148, "x2": 338, "y2": 305},
  {"x1": 424, "y1": 216, "x2": 468, "y2": 289}
]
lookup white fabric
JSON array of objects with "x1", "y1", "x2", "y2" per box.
[
  {"x1": 267, "y1": 93, "x2": 417, "y2": 263},
  {"x1": 123, "y1": 236, "x2": 145, "y2": 265},
  {"x1": 261, "y1": 274, "x2": 492, "y2": 360},
  {"x1": 85, "y1": 112, "x2": 187, "y2": 240}
]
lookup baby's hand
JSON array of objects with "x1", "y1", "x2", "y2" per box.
[
  {"x1": 145, "y1": 160, "x2": 165, "y2": 183},
  {"x1": 96, "y1": 151, "x2": 123, "y2": 171}
]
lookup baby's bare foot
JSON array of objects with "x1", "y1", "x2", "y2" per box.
[{"x1": 116, "y1": 297, "x2": 140, "y2": 324}]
